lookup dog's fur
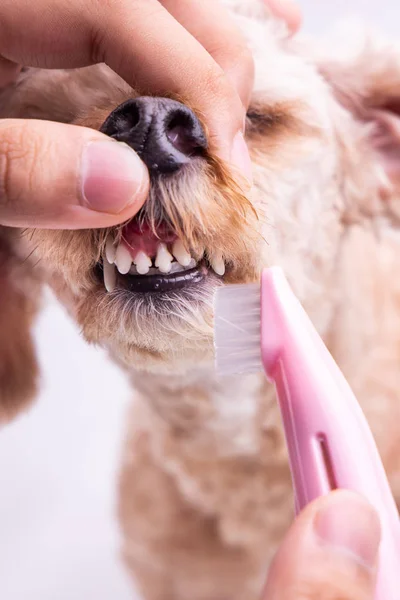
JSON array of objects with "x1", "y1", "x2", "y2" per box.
[{"x1": 1, "y1": 1, "x2": 400, "y2": 599}]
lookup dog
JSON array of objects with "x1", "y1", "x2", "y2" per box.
[{"x1": 1, "y1": 1, "x2": 400, "y2": 599}]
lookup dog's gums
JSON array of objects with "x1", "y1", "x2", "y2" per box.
[
  {"x1": 99, "y1": 218, "x2": 225, "y2": 293},
  {"x1": 1, "y1": 2, "x2": 400, "y2": 600}
]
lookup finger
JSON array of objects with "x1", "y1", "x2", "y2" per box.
[
  {"x1": 264, "y1": 490, "x2": 380, "y2": 600},
  {"x1": 86, "y1": 0, "x2": 249, "y2": 170},
  {"x1": 0, "y1": 119, "x2": 149, "y2": 229},
  {"x1": 159, "y1": 0, "x2": 254, "y2": 109},
  {"x1": 0, "y1": 0, "x2": 251, "y2": 177},
  {"x1": 0, "y1": 56, "x2": 21, "y2": 88},
  {"x1": 264, "y1": 0, "x2": 302, "y2": 33}
]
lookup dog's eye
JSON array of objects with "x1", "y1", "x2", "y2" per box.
[
  {"x1": 245, "y1": 108, "x2": 283, "y2": 132},
  {"x1": 245, "y1": 102, "x2": 299, "y2": 139}
]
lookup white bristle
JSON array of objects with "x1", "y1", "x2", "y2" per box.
[{"x1": 214, "y1": 283, "x2": 263, "y2": 376}]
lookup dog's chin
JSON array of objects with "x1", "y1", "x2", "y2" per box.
[
  {"x1": 78, "y1": 261, "x2": 221, "y2": 374},
  {"x1": 73, "y1": 214, "x2": 262, "y2": 374}
]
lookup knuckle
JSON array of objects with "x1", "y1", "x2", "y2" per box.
[
  {"x1": 88, "y1": 0, "x2": 161, "y2": 63},
  {"x1": 199, "y1": 46, "x2": 253, "y2": 126},
  {"x1": 207, "y1": 35, "x2": 254, "y2": 81},
  {"x1": 0, "y1": 122, "x2": 41, "y2": 210}
]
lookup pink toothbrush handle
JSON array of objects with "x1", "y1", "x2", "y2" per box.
[{"x1": 260, "y1": 268, "x2": 400, "y2": 600}]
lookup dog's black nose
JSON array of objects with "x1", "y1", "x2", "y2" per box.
[{"x1": 100, "y1": 97, "x2": 207, "y2": 174}]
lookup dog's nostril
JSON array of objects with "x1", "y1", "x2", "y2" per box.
[
  {"x1": 100, "y1": 97, "x2": 207, "y2": 175},
  {"x1": 166, "y1": 111, "x2": 204, "y2": 156},
  {"x1": 113, "y1": 103, "x2": 140, "y2": 134}
]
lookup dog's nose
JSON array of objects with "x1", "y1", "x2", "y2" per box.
[{"x1": 100, "y1": 97, "x2": 207, "y2": 174}]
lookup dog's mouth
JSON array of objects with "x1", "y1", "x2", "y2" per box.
[{"x1": 97, "y1": 218, "x2": 225, "y2": 294}]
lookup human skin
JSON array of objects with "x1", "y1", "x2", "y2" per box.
[
  {"x1": 263, "y1": 490, "x2": 380, "y2": 599},
  {"x1": 0, "y1": 0, "x2": 299, "y2": 230}
]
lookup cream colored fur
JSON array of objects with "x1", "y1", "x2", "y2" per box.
[{"x1": 1, "y1": 2, "x2": 400, "y2": 599}]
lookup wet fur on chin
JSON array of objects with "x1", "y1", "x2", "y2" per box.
[{"x1": 1, "y1": 2, "x2": 400, "y2": 600}]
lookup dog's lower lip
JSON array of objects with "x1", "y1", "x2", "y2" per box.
[{"x1": 115, "y1": 263, "x2": 208, "y2": 293}]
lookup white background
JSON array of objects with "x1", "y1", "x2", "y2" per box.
[{"x1": 1, "y1": 2, "x2": 399, "y2": 599}]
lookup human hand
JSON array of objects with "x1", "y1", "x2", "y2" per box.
[
  {"x1": 0, "y1": 0, "x2": 300, "y2": 230},
  {"x1": 263, "y1": 490, "x2": 380, "y2": 599}
]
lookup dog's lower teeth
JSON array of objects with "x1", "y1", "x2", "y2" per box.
[
  {"x1": 169, "y1": 258, "x2": 196, "y2": 273},
  {"x1": 128, "y1": 259, "x2": 197, "y2": 277},
  {"x1": 101, "y1": 234, "x2": 215, "y2": 292}
]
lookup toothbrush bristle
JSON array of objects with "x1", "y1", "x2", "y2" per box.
[{"x1": 214, "y1": 283, "x2": 263, "y2": 375}]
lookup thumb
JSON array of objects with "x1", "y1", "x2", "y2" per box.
[
  {"x1": 264, "y1": 490, "x2": 381, "y2": 600},
  {"x1": 0, "y1": 119, "x2": 149, "y2": 229}
]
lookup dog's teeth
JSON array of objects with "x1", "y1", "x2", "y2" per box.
[
  {"x1": 103, "y1": 259, "x2": 117, "y2": 292},
  {"x1": 115, "y1": 243, "x2": 132, "y2": 274},
  {"x1": 155, "y1": 243, "x2": 173, "y2": 273},
  {"x1": 105, "y1": 236, "x2": 117, "y2": 264},
  {"x1": 172, "y1": 239, "x2": 191, "y2": 267},
  {"x1": 134, "y1": 251, "x2": 152, "y2": 275},
  {"x1": 169, "y1": 262, "x2": 186, "y2": 274},
  {"x1": 211, "y1": 254, "x2": 225, "y2": 276}
]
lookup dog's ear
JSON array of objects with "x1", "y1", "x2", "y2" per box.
[
  {"x1": 316, "y1": 30, "x2": 400, "y2": 192},
  {"x1": 0, "y1": 230, "x2": 41, "y2": 423}
]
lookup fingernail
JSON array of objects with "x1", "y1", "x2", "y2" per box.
[
  {"x1": 230, "y1": 131, "x2": 253, "y2": 185},
  {"x1": 81, "y1": 141, "x2": 148, "y2": 214},
  {"x1": 314, "y1": 492, "x2": 381, "y2": 569}
]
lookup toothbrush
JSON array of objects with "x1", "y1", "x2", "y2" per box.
[{"x1": 214, "y1": 266, "x2": 400, "y2": 600}]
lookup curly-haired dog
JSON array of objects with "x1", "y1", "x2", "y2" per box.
[{"x1": 1, "y1": 2, "x2": 400, "y2": 599}]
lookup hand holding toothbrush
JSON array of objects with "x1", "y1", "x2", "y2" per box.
[
  {"x1": 263, "y1": 490, "x2": 380, "y2": 599},
  {"x1": 215, "y1": 266, "x2": 400, "y2": 598}
]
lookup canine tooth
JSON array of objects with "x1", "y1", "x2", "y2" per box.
[
  {"x1": 134, "y1": 251, "x2": 152, "y2": 275},
  {"x1": 211, "y1": 254, "x2": 225, "y2": 276},
  {"x1": 105, "y1": 236, "x2": 117, "y2": 264},
  {"x1": 172, "y1": 239, "x2": 191, "y2": 267},
  {"x1": 115, "y1": 243, "x2": 132, "y2": 274},
  {"x1": 103, "y1": 259, "x2": 116, "y2": 292},
  {"x1": 155, "y1": 243, "x2": 173, "y2": 273}
]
